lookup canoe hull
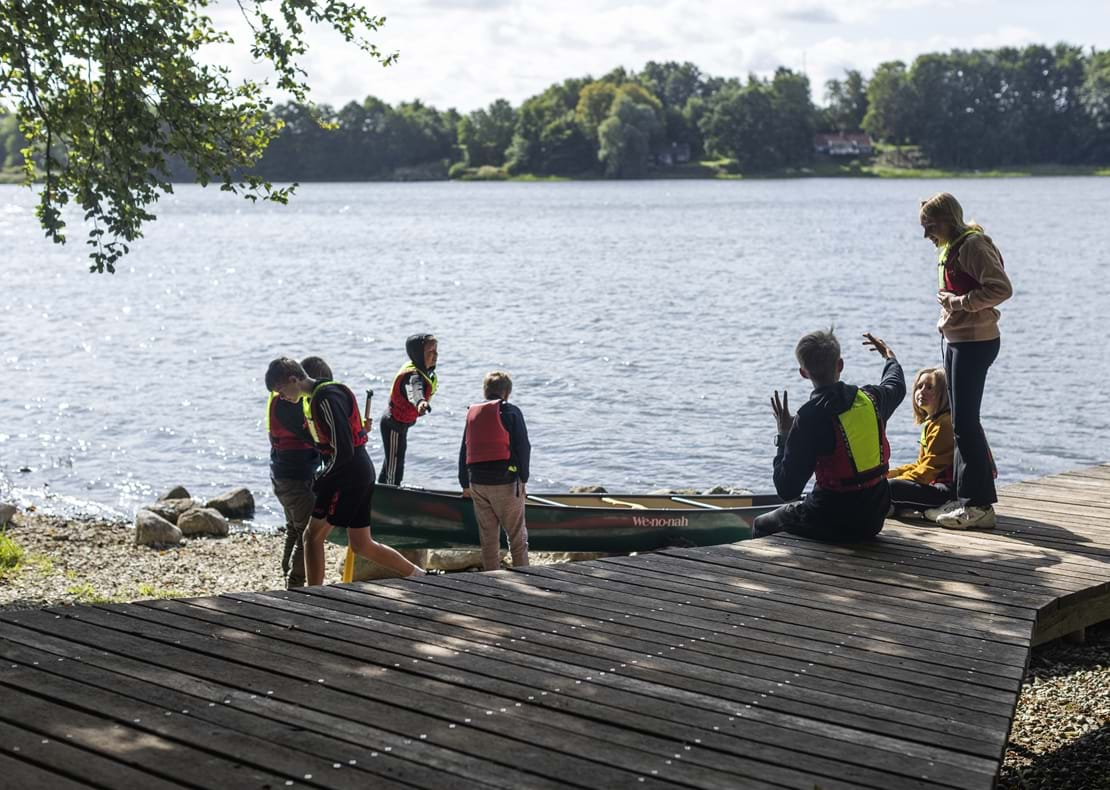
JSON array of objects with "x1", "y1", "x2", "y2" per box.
[{"x1": 326, "y1": 486, "x2": 782, "y2": 553}]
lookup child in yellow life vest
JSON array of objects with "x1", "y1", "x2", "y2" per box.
[{"x1": 888, "y1": 367, "x2": 955, "y2": 518}]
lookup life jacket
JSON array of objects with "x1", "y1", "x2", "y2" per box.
[
  {"x1": 305, "y1": 380, "x2": 367, "y2": 454},
  {"x1": 465, "y1": 400, "x2": 512, "y2": 464},
  {"x1": 922, "y1": 411, "x2": 954, "y2": 486},
  {"x1": 937, "y1": 229, "x2": 1004, "y2": 296},
  {"x1": 387, "y1": 362, "x2": 438, "y2": 425},
  {"x1": 265, "y1": 392, "x2": 314, "y2": 452},
  {"x1": 814, "y1": 389, "x2": 890, "y2": 492}
]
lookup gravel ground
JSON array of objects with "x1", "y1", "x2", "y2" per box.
[
  {"x1": 0, "y1": 512, "x2": 347, "y2": 611},
  {"x1": 1000, "y1": 620, "x2": 1110, "y2": 790},
  {"x1": 2, "y1": 512, "x2": 1108, "y2": 787}
]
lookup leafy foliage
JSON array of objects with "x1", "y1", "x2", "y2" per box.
[{"x1": 0, "y1": 0, "x2": 394, "y2": 272}]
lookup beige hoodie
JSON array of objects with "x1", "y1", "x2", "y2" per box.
[{"x1": 937, "y1": 232, "x2": 1013, "y2": 342}]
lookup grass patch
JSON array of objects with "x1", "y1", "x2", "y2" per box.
[
  {"x1": 136, "y1": 582, "x2": 186, "y2": 600},
  {"x1": 0, "y1": 530, "x2": 25, "y2": 577},
  {"x1": 66, "y1": 582, "x2": 122, "y2": 604}
]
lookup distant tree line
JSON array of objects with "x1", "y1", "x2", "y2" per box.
[{"x1": 3, "y1": 44, "x2": 1109, "y2": 182}]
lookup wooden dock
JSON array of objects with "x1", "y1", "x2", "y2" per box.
[{"x1": 2, "y1": 464, "x2": 1109, "y2": 789}]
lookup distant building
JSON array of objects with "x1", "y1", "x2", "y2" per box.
[
  {"x1": 814, "y1": 132, "x2": 873, "y2": 156},
  {"x1": 653, "y1": 142, "x2": 692, "y2": 167}
]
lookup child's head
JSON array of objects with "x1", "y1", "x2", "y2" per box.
[
  {"x1": 483, "y1": 370, "x2": 513, "y2": 401},
  {"x1": 300, "y1": 356, "x2": 333, "y2": 380},
  {"x1": 794, "y1": 328, "x2": 843, "y2": 387},
  {"x1": 911, "y1": 367, "x2": 948, "y2": 423},
  {"x1": 919, "y1": 192, "x2": 982, "y2": 246},
  {"x1": 265, "y1": 357, "x2": 307, "y2": 401},
  {"x1": 406, "y1": 333, "x2": 438, "y2": 372}
]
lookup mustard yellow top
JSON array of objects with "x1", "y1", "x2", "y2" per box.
[{"x1": 888, "y1": 411, "x2": 954, "y2": 485}]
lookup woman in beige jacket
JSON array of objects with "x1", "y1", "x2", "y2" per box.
[{"x1": 919, "y1": 192, "x2": 1012, "y2": 530}]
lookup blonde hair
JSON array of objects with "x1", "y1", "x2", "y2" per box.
[
  {"x1": 483, "y1": 370, "x2": 513, "y2": 400},
  {"x1": 919, "y1": 192, "x2": 984, "y2": 236},
  {"x1": 911, "y1": 367, "x2": 949, "y2": 424}
]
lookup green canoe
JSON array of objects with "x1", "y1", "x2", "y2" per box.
[{"x1": 326, "y1": 485, "x2": 783, "y2": 552}]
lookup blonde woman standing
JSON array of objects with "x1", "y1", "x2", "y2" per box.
[{"x1": 919, "y1": 193, "x2": 1012, "y2": 529}]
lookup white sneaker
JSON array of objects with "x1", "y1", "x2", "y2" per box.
[
  {"x1": 924, "y1": 501, "x2": 961, "y2": 522},
  {"x1": 936, "y1": 505, "x2": 996, "y2": 530}
]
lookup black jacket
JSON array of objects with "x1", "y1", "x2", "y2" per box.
[
  {"x1": 773, "y1": 358, "x2": 906, "y2": 528},
  {"x1": 458, "y1": 401, "x2": 531, "y2": 487}
]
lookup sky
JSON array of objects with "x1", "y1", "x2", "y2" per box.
[{"x1": 209, "y1": 0, "x2": 1110, "y2": 113}]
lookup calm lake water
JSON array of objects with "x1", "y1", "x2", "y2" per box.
[{"x1": 1, "y1": 179, "x2": 1108, "y2": 527}]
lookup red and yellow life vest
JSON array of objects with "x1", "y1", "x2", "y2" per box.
[
  {"x1": 814, "y1": 390, "x2": 890, "y2": 492},
  {"x1": 265, "y1": 392, "x2": 314, "y2": 452},
  {"x1": 305, "y1": 381, "x2": 367, "y2": 454},
  {"x1": 938, "y1": 229, "x2": 1004, "y2": 296},
  {"x1": 387, "y1": 362, "x2": 437, "y2": 425},
  {"x1": 465, "y1": 400, "x2": 511, "y2": 464}
]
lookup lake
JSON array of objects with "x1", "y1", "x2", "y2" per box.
[{"x1": 1, "y1": 178, "x2": 1107, "y2": 527}]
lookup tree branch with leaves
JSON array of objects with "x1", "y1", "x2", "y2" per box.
[{"x1": 0, "y1": 0, "x2": 394, "y2": 272}]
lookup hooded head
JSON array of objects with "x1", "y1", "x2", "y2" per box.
[{"x1": 406, "y1": 333, "x2": 438, "y2": 373}]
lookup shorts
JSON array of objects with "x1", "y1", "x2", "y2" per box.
[{"x1": 312, "y1": 451, "x2": 375, "y2": 529}]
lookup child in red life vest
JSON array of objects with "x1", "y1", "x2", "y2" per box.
[
  {"x1": 266, "y1": 357, "x2": 332, "y2": 588},
  {"x1": 887, "y1": 367, "x2": 955, "y2": 518},
  {"x1": 265, "y1": 357, "x2": 426, "y2": 585},
  {"x1": 379, "y1": 334, "x2": 438, "y2": 486},
  {"x1": 920, "y1": 192, "x2": 1012, "y2": 530},
  {"x1": 753, "y1": 329, "x2": 906, "y2": 542},
  {"x1": 458, "y1": 371, "x2": 531, "y2": 571}
]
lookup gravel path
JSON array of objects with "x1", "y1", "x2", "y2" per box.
[{"x1": 2, "y1": 513, "x2": 1108, "y2": 786}]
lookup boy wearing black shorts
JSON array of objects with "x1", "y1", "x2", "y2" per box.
[{"x1": 265, "y1": 358, "x2": 424, "y2": 585}]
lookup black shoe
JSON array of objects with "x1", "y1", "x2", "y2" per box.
[{"x1": 424, "y1": 568, "x2": 446, "y2": 577}]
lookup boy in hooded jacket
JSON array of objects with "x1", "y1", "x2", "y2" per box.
[
  {"x1": 379, "y1": 333, "x2": 438, "y2": 486},
  {"x1": 753, "y1": 329, "x2": 906, "y2": 542}
]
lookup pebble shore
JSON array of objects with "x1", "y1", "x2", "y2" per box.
[{"x1": 1, "y1": 513, "x2": 1107, "y2": 787}]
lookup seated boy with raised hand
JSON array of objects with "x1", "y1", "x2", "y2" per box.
[{"x1": 753, "y1": 329, "x2": 906, "y2": 542}]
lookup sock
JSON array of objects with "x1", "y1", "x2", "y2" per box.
[{"x1": 407, "y1": 567, "x2": 426, "y2": 577}]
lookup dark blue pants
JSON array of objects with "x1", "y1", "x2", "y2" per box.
[{"x1": 944, "y1": 338, "x2": 1000, "y2": 507}]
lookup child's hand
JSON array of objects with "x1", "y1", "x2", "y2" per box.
[
  {"x1": 417, "y1": 400, "x2": 430, "y2": 416},
  {"x1": 771, "y1": 390, "x2": 794, "y2": 435},
  {"x1": 862, "y1": 333, "x2": 895, "y2": 360},
  {"x1": 461, "y1": 487, "x2": 472, "y2": 499}
]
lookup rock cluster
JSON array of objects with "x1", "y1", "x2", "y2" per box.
[{"x1": 133, "y1": 485, "x2": 250, "y2": 547}]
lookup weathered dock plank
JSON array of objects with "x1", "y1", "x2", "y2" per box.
[{"x1": 1, "y1": 465, "x2": 1108, "y2": 789}]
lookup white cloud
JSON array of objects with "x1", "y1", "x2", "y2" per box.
[{"x1": 203, "y1": 0, "x2": 1110, "y2": 112}]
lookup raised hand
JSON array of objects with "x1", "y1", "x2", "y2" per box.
[
  {"x1": 771, "y1": 390, "x2": 794, "y2": 435},
  {"x1": 862, "y1": 333, "x2": 896, "y2": 360}
]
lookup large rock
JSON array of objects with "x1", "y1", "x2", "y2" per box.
[
  {"x1": 427, "y1": 549, "x2": 486, "y2": 571},
  {"x1": 146, "y1": 497, "x2": 196, "y2": 525},
  {"x1": 135, "y1": 510, "x2": 183, "y2": 547},
  {"x1": 206, "y1": 488, "x2": 255, "y2": 520},
  {"x1": 178, "y1": 507, "x2": 229, "y2": 538},
  {"x1": 0, "y1": 503, "x2": 16, "y2": 527},
  {"x1": 569, "y1": 485, "x2": 608, "y2": 494},
  {"x1": 346, "y1": 549, "x2": 429, "y2": 581},
  {"x1": 160, "y1": 485, "x2": 191, "y2": 501}
]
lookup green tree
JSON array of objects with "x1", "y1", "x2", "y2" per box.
[
  {"x1": 575, "y1": 81, "x2": 618, "y2": 141},
  {"x1": 862, "y1": 61, "x2": 917, "y2": 146},
  {"x1": 597, "y1": 89, "x2": 662, "y2": 177},
  {"x1": 457, "y1": 99, "x2": 516, "y2": 167},
  {"x1": 824, "y1": 69, "x2": 868, "y2": 131},
  {"x1": 0, "y1": 0, "x2": 393, "y2": 272}
]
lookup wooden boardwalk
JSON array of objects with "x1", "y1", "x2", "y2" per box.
[{"x1": 2, "y1": 465, "x2": 1110, "y2": 789}]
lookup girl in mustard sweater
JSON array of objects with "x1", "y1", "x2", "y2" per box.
[{"x1": 888, "y1": 367, "x2": 955, "y2": 517}]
